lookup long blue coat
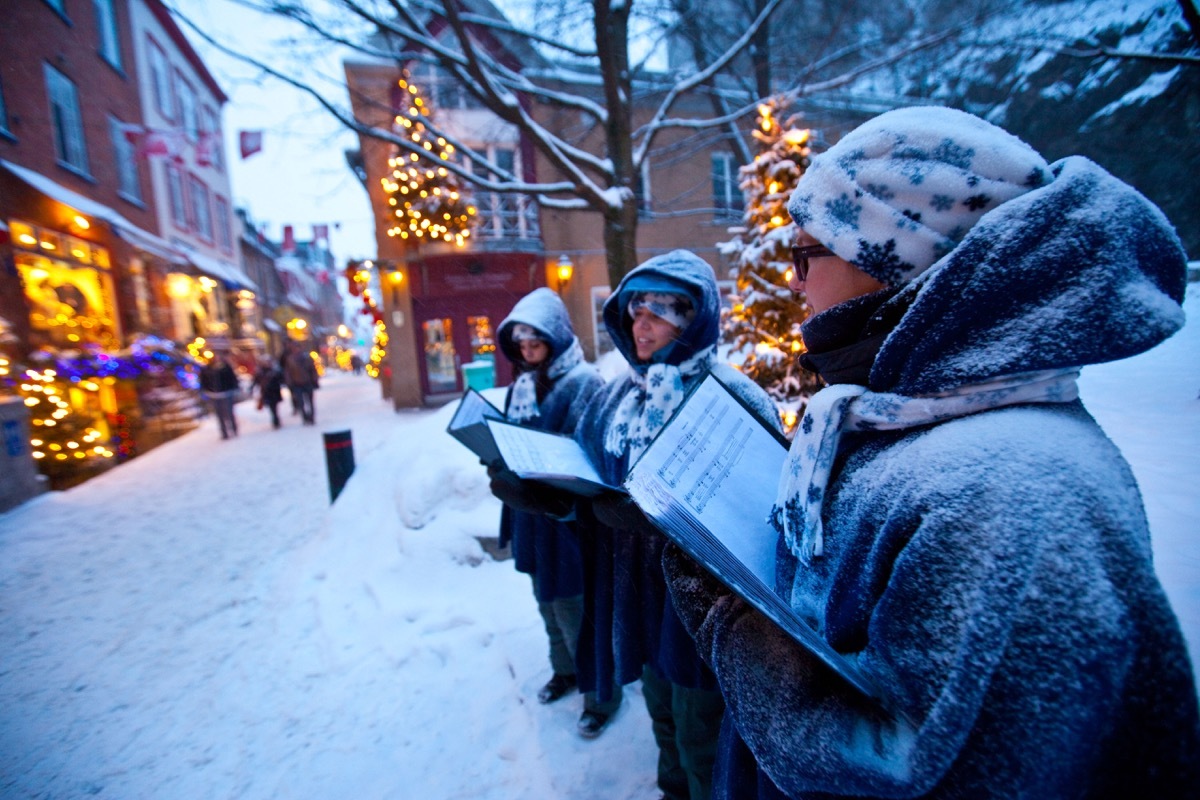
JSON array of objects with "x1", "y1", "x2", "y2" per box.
[
  {"x1": 496, "y1": 289, "x2": 602, "y2": 603},
  {"x1": 572, "y1": 251, "x2": 780, "y2": 699},
  {"x1": 689, "y1": 157, "x2": 1200, "y2": 797}
]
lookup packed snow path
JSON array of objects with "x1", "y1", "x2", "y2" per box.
[{"x1": 0, "y1": 372, "x2": 658, "y2": 799}]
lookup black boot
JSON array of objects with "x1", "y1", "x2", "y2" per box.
[
  {"x1": 537, "y1": 673, "x2": 577, "y2": 704},
  {"x1": 576, "y1": 709, "x2": 613, "y2": 739}
]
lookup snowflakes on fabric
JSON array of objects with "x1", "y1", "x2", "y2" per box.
[
  {"x1": 854, "y1": 239, "x2": 909, "y2": 286},
  {"x1": 931, "y1": 138, "x2": 975, "y2": 171},
  {"x1": 825, "y1": 193, "x2": 863, "y2": 233}
]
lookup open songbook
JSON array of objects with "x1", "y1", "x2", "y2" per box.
[
  {"x1": 446, "y1": 389, "x2": 622, "y2": 497},
  {"x1": 625, "y1": 373, "x2": 886, "y2": 705},
  {"x1": 446, "y1": 389, "x2": 506, "y2": 465},
  {"x1": 487, "y1": 420, "x2": 622, "y2": 497}
]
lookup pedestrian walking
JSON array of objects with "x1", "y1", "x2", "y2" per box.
[
  {"x1": 252, "y1": 355, "x2": 285, "y2": 429},
  {"x1": 198, "y1": 350, "x2": 239, "y2": 440},
  {"x1": 283, "y1": 344, "x2": 320, "y2": 425},
  {"x1": 663, "y1": 106, "x2": 1200, "y2": 799}
]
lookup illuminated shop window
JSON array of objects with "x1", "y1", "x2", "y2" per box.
[
  {"x1": 11, "y1": 220, "x2": 116, "y2": 349},
  {"x1": 467, "y1": 315, "x2": 494, "y2": 360},
  {"x1": 422, "y1": 317, "x2": 458, "y2": 393},
  {"x1": 17, "y1": 255, "x2": 118, "y2": 349}
]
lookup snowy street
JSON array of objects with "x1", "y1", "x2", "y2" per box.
[
  {"x1": 0, "y1": 372, "x2": 657, "y2": 799},
  {"x1": 1, "y1": 286, "x2": 1197, "y2": 799}
]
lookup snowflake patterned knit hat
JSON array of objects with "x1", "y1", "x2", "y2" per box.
[
  {"x1": 787, "y1": 106, "x2": 1051, "y2": 286},
  {"x1": 510, "y1": 323, "x2": 545, "y2": 343},
  {"x1": 627, "y1": 291, "x2": 696, "y2": 330}
]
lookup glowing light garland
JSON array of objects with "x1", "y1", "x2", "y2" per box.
[{"x1": 383, "y1": 71, "x2": 476, "y2": 247}]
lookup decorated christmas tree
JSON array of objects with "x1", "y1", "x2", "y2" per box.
[
  {"x1": 383, "y1": 71, "x2": 476, "y2": 247},
  {"x1": 16, "y1": 367, "x2": 115, "y2": 484},
  {"x1": 719, "y1": 99, "x2": 821, "y2": 434},
  {"x1": 343, "y1": 262, "x2": 386, "y2": 378}
]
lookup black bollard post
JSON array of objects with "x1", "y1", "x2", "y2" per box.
[{"x1": 323, "y1": 429, "x2": 355, "y2": 503}]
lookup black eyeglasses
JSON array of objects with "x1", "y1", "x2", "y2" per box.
[{"x1": 790, "y1": 244, "x2": 834, "y2": 282}]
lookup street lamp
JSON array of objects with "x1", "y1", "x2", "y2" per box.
[{"x1": 556, "y1": 254, "x2": 573, "y2": 294}]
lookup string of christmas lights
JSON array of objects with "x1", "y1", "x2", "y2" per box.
[{"x1": 384, "y1": 71, "x2": 476, "y2": 247}]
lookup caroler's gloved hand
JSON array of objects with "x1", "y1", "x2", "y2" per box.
[
  {"x1": 591, "y1": 490, "x2": 657, "y2": 534},
  {"x1": 487, "y1": 464, "x2": 574, "y2": 519},
  {"x1": 662, "y1": 542, "x2": 733, "y2": 649}
]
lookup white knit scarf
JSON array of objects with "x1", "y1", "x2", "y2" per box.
[
  {"x1": 774, "y1": 368, "x2": 1081, "y2": 563},
  {"x1": 507, "y1": 338, "x2": 585, "y2": 423},
  {"x1": 605, "y1": 345, "x2": 716, "y2": 463}
]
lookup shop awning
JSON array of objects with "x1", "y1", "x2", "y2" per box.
[
  {"x1": 0, "y1": 159, "x2": 186, "y2": 266},
  {"x1": 175, "y1": 244, "x2": 258, "y2": 292}
]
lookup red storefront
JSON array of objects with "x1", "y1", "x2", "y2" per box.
[{"x1": 405, "y1": 249, "x2": 547, "y2": 403}]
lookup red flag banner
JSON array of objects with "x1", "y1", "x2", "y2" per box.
[
  {"x1": 119, "y1": 124, "x2": 186, "y2": 162},
  {"x1": 239, "y1": 130, "x2": 264, "y2": 160}
]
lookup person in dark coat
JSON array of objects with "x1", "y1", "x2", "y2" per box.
[
  {"x1": 491, "y1": 288, "x2": 620, "y2": 736},
  {"x1": 198, "y1": 350, "x2": 239, "y2": 440},
  {"x1": 283, "y1": 344, "x2": 320, "y2": 425},
  {"x1": 252, "y1": 356, "x2": 285, "y2": 429},
  {"x1": 494, "y1": 252, "x2": 780, "y2": 798},
  {"x1": 663, "y1": 106, "x2": 1200, "y2": 799}
]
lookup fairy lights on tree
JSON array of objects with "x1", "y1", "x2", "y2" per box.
[
  {"x1": 383, "y1": 72, "x2": 476, "y2": 247},
  {"x1": 720, "y1": 98, "x2": 822, "y2": 434},
  {"x1": 343, "y1": 261, "x2": 386, "y2": 378},
  {"x1": 1, "y1": 339, "x2": 201, "y2": 486},
  {"x1": 15, "y1": 368, "x2": 115, "y2": 482}
]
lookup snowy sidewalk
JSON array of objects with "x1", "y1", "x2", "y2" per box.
[{"x1": 0, "y1": 372, "x2": 657, "y2": 799}]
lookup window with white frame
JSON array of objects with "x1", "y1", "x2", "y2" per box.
[
  {"x1": 408, "y1": 61, "x2": 484, "y2": 111},
  {"x1": 109, "y1": 116, "x2": 141, "y2": 201},
  {"x1": 712, "y1": 152, "x2": 744, "y2": 220},
  {"x1": 174, "y1": 72, "x2": 198, "y2": 141},
  {"x1": 44, "y1": 64, "x2": 90, "y2": 174},
  {"x1": 201, "y1": 107, "x2": 223, "y2": 171},
  {"x1": 94, "y1": 0, "x2": 122, "y2": 70},
  {"x1": 147, "y1": 38, "x2": 173, "y2": 119},
  {"x1": 466, "y1": 147, "x2": 540, "y2": 241},
  {"x1": 213, "y1": 196, "x2": 232, "y2": 251},
  {"x1": 166, "y1": 163, "x2": 188, "y2": 229},
  {"x1": 189, "y1": 176, "x2": 212, "y2": 241}
]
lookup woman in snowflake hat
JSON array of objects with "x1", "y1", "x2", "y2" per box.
[{"x1": 664, "y1": 106, "x2": 1200, "y2": 798}]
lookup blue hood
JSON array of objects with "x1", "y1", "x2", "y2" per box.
[
  {"x1": 871, "y1": 156, "x2": 1187, "y2": 394},
  {"x1": 497, "y1": 288, "x2": 578, "y2": 364},
  {"x1": 603, "y1": 250, "x2": 721, "y2": 367}
]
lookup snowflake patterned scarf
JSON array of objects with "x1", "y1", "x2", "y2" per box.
[
  {"x1": 507, "y1": 337, "x2": 585, "y2": 423},
  {"x1": 605, "y1": 345, "x2": 716, "y2": 463},
  {"x1": 773, "y1": 368, "x2": 1081, "y2": 563}
]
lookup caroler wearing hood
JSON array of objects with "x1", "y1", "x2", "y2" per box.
[
  {"x1": 492, "y1": 288, "x2": 617, "y2": 733},
  {"x1": 570, "y1": 251, "x2": 781, "y2": 800},
  {"x1": 664, "y1": 107, "x2": 1200, "y2": 799}
]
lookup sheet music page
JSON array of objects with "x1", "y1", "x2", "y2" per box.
[
  {"x1": 488, "y1": 421, "x2": 606, "y2": 485},
  {"x1": 627, "y1": 375, "x2": 787, "y2": 584},
  {"x1": 450, "y1": 390, "x2": 504, "y2": 431}
]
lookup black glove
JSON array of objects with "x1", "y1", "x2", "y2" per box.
[
  {"x1": 590, "y1": 490, "x2": 658, "y2": 534},
  {"x1": 487, "y1": 464, "x2": 574, "y2": 519}
]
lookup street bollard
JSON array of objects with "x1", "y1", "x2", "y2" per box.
[{"x1": 323, "y1": 430, "x2": 355, "y2": 503}]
